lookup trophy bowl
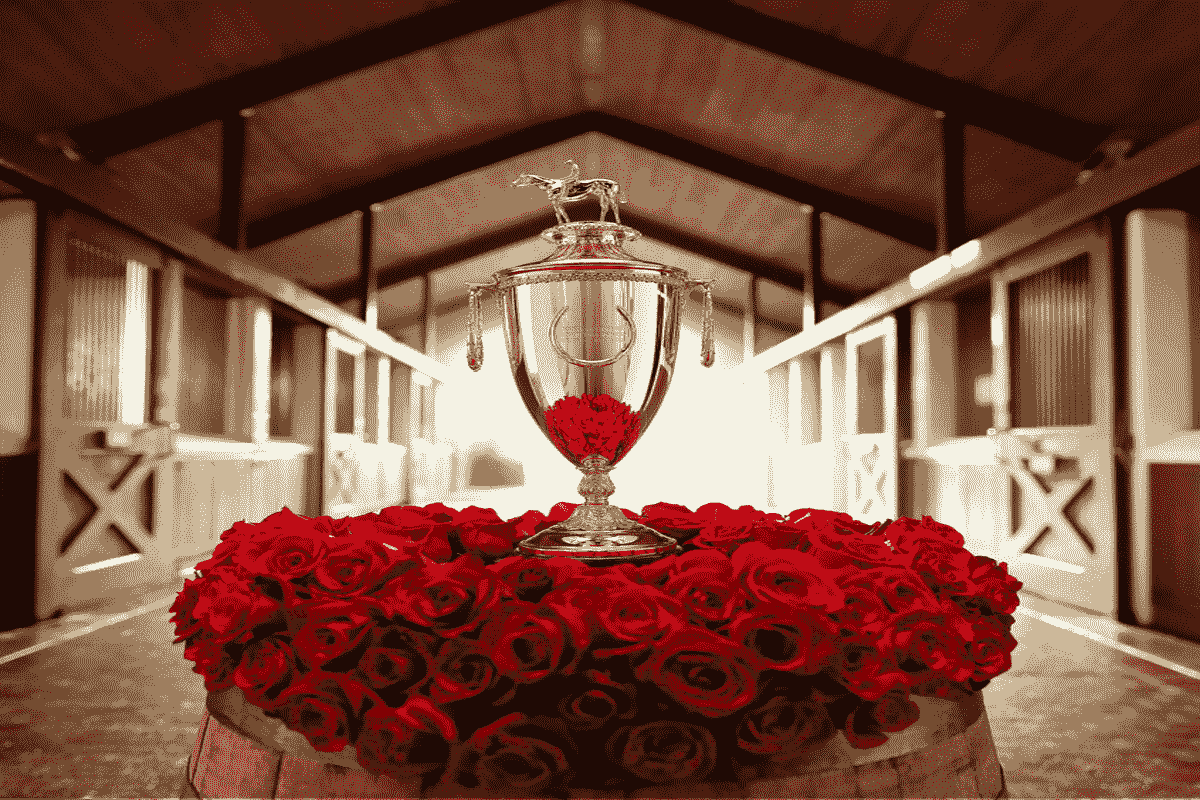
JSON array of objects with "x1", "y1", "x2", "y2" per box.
[{"x1": 467, "y1": 184, "x2": 713, "y2": 563}]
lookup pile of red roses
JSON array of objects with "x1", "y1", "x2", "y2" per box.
[
  {"x1": 544, "y1": 393, "x2": 641, "y2": 465},
  {"x1": 173, "y1": 502, "x2": 1021, "y2": 797}
]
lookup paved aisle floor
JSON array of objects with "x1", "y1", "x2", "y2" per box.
[{"x1": 0, "y1": 584, "x2": 1198, "y2": 798}]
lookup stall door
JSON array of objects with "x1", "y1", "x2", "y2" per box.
[
  {"x1": 845, "y1": 316, "x2": 898, "y2": 523},
  {"x1": 324, "y1": 329, "x2": 366, "y2": 516},
  {"x1": 990, "y1": 222, "x2": 1117, "y2": 616},
  {"x1": 36, "y1": 210, "x2": 174, "y2": 618}
]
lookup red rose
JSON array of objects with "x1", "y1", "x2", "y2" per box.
[
  {"x1": 355, "y1": 625, "x2": 433, "y2": 692},
  {"x1": 844, "y1": 690, "x2": 921, "y2": 749},
  {"x1": 637, "y1": 502, "x2": 705, "y2": 544},
  {"x1": 541, "y1": 575, "x2": 637, "y2": 650},
  {"x1": 509, "y1": 508, "x2": 548, "y2": 538},
  {"x1": 966, "y1": 616, "x2": 1018, "y2": 680},
  {"x1": 835, "y1": 638, "x2": 912, "y2": 701},
  {"x1": 184, "y1": 634, "x2": 236, "y2": 691},
  {"x1": 966, "y1": 556, "x2": 1023, "y2": 614},
  {"x1": 170, "y1": 578, "x2": 204, "y2": 642},
  {"x1": 829, "y1": 588, "x2": 897, "y2": 637},
  {"x1": 692, "y1": 504, "x2": 779, "y2": 555},
  {"x1": 437, "y1": 712, "x2": 575, "y2": 796},
  {"x1": 663, "y1": 549, "x2": 742, "y2": 626},
  {"x1": 595, "y1": 582, "x2": 685, "y2": 645},
  {"x1": 787, "y1": 508, "x2": 873, "y2": 535},
  {"x1": 234, "y1": 635, "x2": 296, "y2": 706},
  {"x1": 289, "y1": 598, "x2": 380, "y2": 670},
  {"x1": 916, "y1": 515, "x2": 967, "y2": 548},
  {"x1": 273, "y1": 671, "x2": 377, "y2": 752},
  {"x1": 381, "y1": 555, "x2": 513, "y2": 637},
  {"x1": 804, "y1": 520, "x2": 911, "y2": 570},
  {"x1": 911, "y1": 545, "x2": 975, "y2": 595},
  {"x1": 736, "y1": 694, "x2": 833, "y2": 758},
  {"x1": 188, "y1": 572, "x2": 280, "y2": 644},
  {"x1": 635, "y1": 628, "x2": 758, "y2": 717},
  {"x1": 426, "y1": 638, "x2": 500, "y2": 704},
  {"x1": 881, "y1": 606, "x2": 976, "y2": 683},
  {"x1": 311, "y1": 538, "x2": 398, "y2": 597},
  {"x1": 356, "y1": 695, "x2": 457, "y2": 779},
  {"x1": 480, "y1": 603, "x2": 576, "y2": 683},
  {"x1": 232, "y1": 510, "x2": 328, "y2": 581},
  {"x1": 544, "y1": 393, "x2": 641, "y2": 465},
  {"x1": 557, "y1": 669, "x2": 638, "y2": 730},
  {"x1": 729, "y1": 602, "x2": 839, "y2": 673},
  {"x1": 608, "y1": 720, "x2": 717, "y2": 784},
  {"x1": 732, "y1": 542, "x2": 846, "y2": 612},
  {"x1": 377, "y1": 505, "x2": 457, "y2": 563},
  {"x1": 841, "y1": 567, "x2": 940, "y2": 616},
  {"x1": 453, "y1": 506, "x2": 523, "y2": 558}
]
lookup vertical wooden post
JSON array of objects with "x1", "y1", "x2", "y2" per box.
[
  {"x1": 358, "y1": 207, "x2": 378, "y2": 329},
  {"x1": 911, "y1": 301, "x2": 958, "y2": 449},
  {"x1": 225, "y1": 296, "x2": 271, "y2": 443},
  {"x1": 154, "y1": 257, "x2": 183, "y2": 427},
  {"x1": 802, "y1": 208, "x2": 823, "y2": 330},
  {"x1": 935, "y1": 111, "x2": 966, "y2": 257},
  {"x1": 820, "y1": 342, "x2": 848, "y2": 513},
  {"x1": 1127, "y1": 209, "x2": 1197, "y2": 626},
  {"x1": 218, "y1": 110, "x2": 251, "y2": 251}
]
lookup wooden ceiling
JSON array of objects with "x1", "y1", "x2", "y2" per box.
[{"x1": 3, "y1": 0, "x2": 1196, "y2": 318}]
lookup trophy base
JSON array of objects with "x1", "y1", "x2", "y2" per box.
[{"x1": 516, "y1": 503, "x2": 680, "y2": 564}]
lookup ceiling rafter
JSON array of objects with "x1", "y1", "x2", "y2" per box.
[
  {"x1": 63, "y1": 0, "x2": 562, "y2": 163},
  {"x1": 244, "y1": 111, "x2": 937, "y2": 250},
  {"x1": 61, "y1": 0, "x2": 1109, "y2": 169},
  {"x1": 319, "y1": 206, "x2": 865, "y2": 308},
  {"x1": 633, "y1": 0, "x2": 1112, "y2": 162}
]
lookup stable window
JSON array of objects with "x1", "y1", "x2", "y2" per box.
[
  {"x1": 955, "y1": 285, "x2": 993, "y2": 437},
  {"x1": 1008, "y1": 254, "x2": 1092, "y2": 428}
]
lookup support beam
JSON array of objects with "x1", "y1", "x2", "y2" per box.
[
  {"x1": 936, "y1": 111, "x2": 967, "y2": 256},
  {"x1": 358, "y1": 206, "x2": 378, "y2": 328},
  {"x1": 217, "y1": 110, "x2": 250, "y2": 251},
  {"x1": 802, "y1": 209, "x2": 824, "y2": 329},
  {"x1": 65, "y1": 0, "x2": 562, "y2": 163},
  {"x1": 635, "y1": 0, "x2": 1111, "y2": 162},
  {"x1": 244, "y1": 112, "x2": 936, "y2": 251}
]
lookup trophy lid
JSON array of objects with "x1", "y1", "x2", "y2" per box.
[{"x1": 494, "y1": 221, "x2": 688, "y2": 287}]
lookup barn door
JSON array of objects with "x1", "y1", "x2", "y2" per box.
[
  {"x1": 324, "y1": 329, "x2": 366, "y2": 516},
  {"x1": 990, "y1": 222, "x2": 1116, "y2": 616},
  {"x1": 845, "y1": 316, "x2": 898, "y2": 522},
  {"x1": 36, "y1": 210, "x2": 174, "y2": 618}
]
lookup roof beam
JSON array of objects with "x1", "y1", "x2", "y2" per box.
[
  {"x1": 65, "y1": 0, "x2": 562, "y2": 163},
  {"x1": 634, "y1": 0, "x2": 1111, "y2": 163},
  {"x1": 245, "y1": 111, "x2": 937, "y2": 250}
]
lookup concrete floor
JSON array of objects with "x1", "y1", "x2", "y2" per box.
[{"x1": 0, "y1": 583, "x2": 1197, "y2": 799}]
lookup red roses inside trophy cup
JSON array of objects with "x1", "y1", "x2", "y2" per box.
[{"x1": 466, "y1": 160, "x2": 715, "y2": 563}]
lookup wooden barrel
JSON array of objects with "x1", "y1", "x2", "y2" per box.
[{"x1": 185, "y1": 687, "x2": 1008, "y2": 799}]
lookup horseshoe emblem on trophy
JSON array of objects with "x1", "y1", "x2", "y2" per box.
[{"x1": 549, "y1": 305, "x2": 637, "y2": 367}]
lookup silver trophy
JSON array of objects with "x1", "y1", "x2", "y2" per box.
[{"x1": 466, "y1": 161, "x2": 715, "y2": 563}]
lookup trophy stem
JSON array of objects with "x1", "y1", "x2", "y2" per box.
[{"x1": 516, "y1": 455, "x2": 680, "y2": 563}]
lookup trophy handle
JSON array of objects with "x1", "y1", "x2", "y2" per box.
[
  {"x1": 686, "y1": 279, "x2": 715, "y2": 368},
  {"x1": 466, "y1": 281, "x2": 497, "y2": 372},
  {"x1": 548, "y1": 305, "x2": 637, "y2": 368}
]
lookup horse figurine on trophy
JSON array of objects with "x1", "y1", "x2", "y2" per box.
[{"x1": 512, "y1": 159, "x2": 627, "y2": 224}]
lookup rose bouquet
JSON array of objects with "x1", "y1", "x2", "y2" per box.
[{"x1": 172, "y1": 501, "x2": 1021, "y2": 797}]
